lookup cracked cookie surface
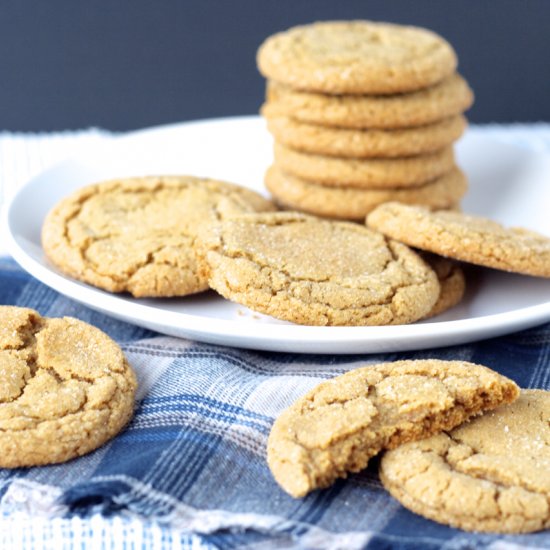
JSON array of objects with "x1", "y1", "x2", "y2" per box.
[
  {"x1": 367, "y1": 202, "x2": 550, "y2": 277},
  {"x1": 265, "y1": 114, "x2": 466, "y2": 158},
  {"x1": 263, "y1": 73, "x2": 474, "y2": 129},
  {"x1": 42, "y1": 176, "x2": 275, "y2": 297},
  {"x1": 257, "y1": 21, "x2": 457, "y2": 94},
  {"x1": 265, "y1": 166, "x2": 467, "y2": 220},
  {"x1": 0, "y1": 306, "x2": 137, "y2": 467},
  {"x1": 198, "y1": 212, "x2": 440, "y2": 326},
  {"x1": 267, "y1": 359, "x2": 519, "y2": 498},
  {"x1": 380, "y1": 389, "x2": 550, "y2": 533},
  {"x1": 274, "y1": 142, "x2": 455, "y2": 188}
]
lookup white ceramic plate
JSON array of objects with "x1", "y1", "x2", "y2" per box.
[{"x1": 3, "y1": 116, "x2": 550, "y2": 354}]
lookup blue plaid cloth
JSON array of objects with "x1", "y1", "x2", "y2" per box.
[{"x1": 0, "y1": 257, "x2": 549, "y2": 549}]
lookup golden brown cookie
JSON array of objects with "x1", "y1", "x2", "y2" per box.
[
  {"x1": 265, "y1": 166, "x2": 468, "y2": 220},
  {"x1": 198, "y1": 212, "x2": 440, "y2": 326},
  {"x1": 42, "y1": 176, "x2": 275, "y2": 298},
  {"x1": 267, "y1": 359, "x2": 519, "y2": 498},
  {"x1": 380, "y1": 390, "x2": 549, "y2": 533},
  {"x1": 367, "y1": 202, "x2": 550, "y2": 277},
  {"x1": 421, "y1": 254, "x2": 466, "y2": 318},
  {"x1": 273, "y1": 142, "x2": 455, "y2": 188},
  {"x1": 257, "y1": 21, "x2": 457, "y2": 94},
  {"x1": 265, "y1": 114, "x2": 466, "y2": 158},
  {"x1": 0, "y1": 306, "x2": 137, "y2": 467},
  {"x1": 263, "y1": 73, "x2": 474, "y2": 129}
]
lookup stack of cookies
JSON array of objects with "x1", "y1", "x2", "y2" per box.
[{"x1": 257, "y1": 21, "x2": 474, "y2": 220}]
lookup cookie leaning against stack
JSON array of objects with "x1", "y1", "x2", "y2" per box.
[{"x1": 257, "y1": 20, "x2": 474, "y2": 220}]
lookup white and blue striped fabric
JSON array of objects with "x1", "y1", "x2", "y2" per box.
[{"x1": 1, "y1": 127, "x2": 550, "y2": 549}]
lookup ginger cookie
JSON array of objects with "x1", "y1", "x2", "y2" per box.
[
  {"x1": 42, "y1": 176, "x2": 275, "y2": 298},
  {"x1": 265, "y1": 114, "x2": 466, "y2": 158},
  {"x1": 380, "y1": 389, "x2": 550, "y2": 533},
  {"x1": 257, "y1": 21, "x2": 457, "y2": 94},
  {"x1": 0, "y1": 306, "x2": 137, "y2": 467},
  {"x1": 422, "y1": 254, "x2": 466, "y2": 319},
  {"x1": 367, "y1": 202, "x2": 550, "y2": 277},
  {"x1": 198, "y1": 212, "x2": 440, "y2": 326},
  {"x1": 263, "y1": 73, "x2": 474, "y2": 129},
  {"x1": 265, "y1": 166, "x2": 467, "y2": 220},
  {"x1": 273, "y1": 142, "x2": 455, "y2": 188},
  {"x1": 267, "y1": 359, "x2": 519, "y2": 498}
]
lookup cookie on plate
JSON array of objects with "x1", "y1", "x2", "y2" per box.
[
  {"x1": 265, "y1": 166, "x2": 467, "y2": 220},
  {"x1": 380, "y1": 389, "x2": 550, "y2": 533},
  {"x1": 198, "y1": 211, "x2": 440, "y2": 326},
  {"x1": 264, "y1": 114, "x2": 467, "y2": 158},
  {"x1": 0, "y1": 306, "x2": 137, "y2": 467},
  {"x1": 42, "y1": 176, "x2": 275, "y2": 297},
  {"x1": 257, "y1": 20, "x2": 457, "y2": 94},
  {"x1": 367, "y1": 202, "x2": 550, "y2": 277},
  {"x1": 267, "y1": 359, "x2": 519, "y2": 497},
  {"x1": 273, "y1": 142, "x2": 456, "y2": 188},
  {"x1": 421, "y1": 254, "x2": 466, "y2": 318},
  {"x1": 263, "y1": 73, "x2": 474, "y2": 129}
]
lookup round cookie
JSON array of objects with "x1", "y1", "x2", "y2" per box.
[
  {"x1": 265, "y1": 114, "x2": 467, "y2": 158},
  {"x1": 273, "y1": 142, "x2": 455, "y2": 188},
  {"x1": 198, "y1": 211, "x2": 440, "y2": 326},
  {"x1": 421, "y1": 254, "x2": 466, "y2": 319},
  {"x1": 267, "y1": 359, "x2": 519, "y2": 498},
  {"x1": 265, "y1": 166, "x2": 468, "y2": 220},
  {"x1": 380, "y1": 390, "x2": 550, "y2": 533},
  {"x1": 257, "y1": 21, "x2": 457, "y2": 94},
  {"x1": 366, "y1": 202, "x2": 550, "y2": 277},
  {"x1": 0, "y1": 306, "x2": 137, "y2": 467},
  {"x1": 263, "y1": 73, "x2": 474, "y2": 129},
  {"x1": 42, "y1": 176, "x2": 275, "y2": 298}
]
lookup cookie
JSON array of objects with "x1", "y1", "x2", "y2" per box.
[
  {"x1": 273, "y1": 142, "x2": 455, "y2": 188},
  {"x1": 0, "y1": 306, "x2": 137, "y2": 467},
  {"x1": 366, "y1": 202, "x2": 550, "y2": 277},
  {"x1": 42, "y1": 176, "x2": 275, "y2": 298},
  {"x1": 198, "y1": 212, "x2": 440, "y2": 326},
  {"x1": 263, "y1": 73, "x2": 474, "y2": 129},
  {"x1": 380, "y1": 390, "x2": 549, "y2": 533},
  {"x1": 265, "y1": 166, "x2": 467, "y2": 220},
  {"x1": 264, "y1": 114, "x2": 466, "y2": 158},
  {"x1": 422, "y1": 254, "x2": 466, "y2": 318},
  {"x1": 267, "y1": 359, "x2": 519, "y2": 498},
  {"x1": 257, "y1": 21, "x2": 457, "y2": 94}
]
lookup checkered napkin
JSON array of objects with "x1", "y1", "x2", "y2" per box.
[
  {"x1": 0, "y1": 258, "x2": 549, "y2": 549},
  {"x1": 1, "y1": 127, "x2": 550, "y2": 549}
]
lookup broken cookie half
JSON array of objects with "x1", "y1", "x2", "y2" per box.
[{"x1": 267, "y1": 359, "x2": 519, "y2": 498}]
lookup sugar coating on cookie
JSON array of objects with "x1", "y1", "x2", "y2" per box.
[
  {"x1": 264, "y1": 114, "x2": 466, "y2": 158},
  {"x1": 263, "y1": 73, "x2": 474, "y2": 129},
  {"x1": 273, "y1": 142, "x2": 456, "y2": 187},
  {"x1": 199, "y1": 212, "x2": 440, "y2": 326},
  {"x1": 0, "y1": 306, "x2": 137, "y2": 467},
  {"x1": 265, "y1": 166, "x2": 467, "y2": 220},
  {"x1": 42, "y1": 176, "x2": 275, "y2": 297},
  {"x1": 380, "y1": 390, "x2": 550, "y2": 533},
  {"x1": 267, "y1": 359, "x2": 519, "y2": 498},
  {"x1": 257, "y1": 21, "x2": 457, "y2": 94},
  {"x1": 367, "y1": 202, "x2": 550, "y2": 277}
]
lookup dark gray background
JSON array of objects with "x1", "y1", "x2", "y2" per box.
[{"x1": 2, "y1": 0, "x2": 549, "y2": 132}]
